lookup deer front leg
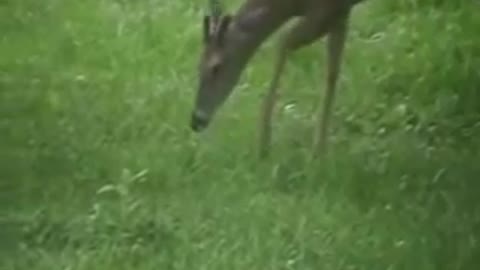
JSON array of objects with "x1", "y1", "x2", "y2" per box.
[
  {"x1": 258, "y1": 46, "x2": 287, "y2": 158},
  {"x1": 259, "y1": 18, "x2": 330, "y2": 158},
  {"x1": 313, "y1": 15, "x2": 349, "y2": 157}
]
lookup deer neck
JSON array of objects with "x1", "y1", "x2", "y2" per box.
[{"x1": 227, "y1": 4, "x2": 290, "y2": 68}]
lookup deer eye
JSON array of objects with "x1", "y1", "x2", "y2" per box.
[{"x1": 211, "y1": 63, "x2": 221, "y2": 75}]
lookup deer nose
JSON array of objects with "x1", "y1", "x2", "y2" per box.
[{"x1": 190, "y1": 111, "x2": 210, "y2": 132}]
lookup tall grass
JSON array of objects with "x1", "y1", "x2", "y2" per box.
[{"x1": 1, "y1": 0, "x2": 479, "y2": 269}]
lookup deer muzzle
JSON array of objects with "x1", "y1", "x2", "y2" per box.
[{"x1": 190, "y1": 110, "x2": 211, "y2": 132}]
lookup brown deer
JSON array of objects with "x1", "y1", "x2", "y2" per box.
[{"x1": 191, "y1": 0, "x2": 365, "y2": 157}]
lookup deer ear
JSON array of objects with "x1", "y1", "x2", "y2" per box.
[
  {"x1": 215, "y1": 15, "x2": 232, "y2": 45},
  {"x1": 203, "y1": 15, "x2": 211, "y2": 43}
]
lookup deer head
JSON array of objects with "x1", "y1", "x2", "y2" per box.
[{"x1": 190, "y1": 0, "x2": 242, "y2": 132}]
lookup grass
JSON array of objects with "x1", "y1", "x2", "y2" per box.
[{"x1": 1, "y1": 0, "x2": 480, "y2": 269}]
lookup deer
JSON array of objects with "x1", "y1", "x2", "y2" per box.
[{"x1": 190, "y1": 0, "x2": 365, "y2": 158}]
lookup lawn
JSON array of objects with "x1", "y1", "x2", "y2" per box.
[{"x1": 1, "y1": 0, "x2": 480, "y2": 269}]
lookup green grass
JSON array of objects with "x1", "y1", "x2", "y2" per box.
[{"x1": 1, "y1": 0, "x2": 480, "y2": 269}]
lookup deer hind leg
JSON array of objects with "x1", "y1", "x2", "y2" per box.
[
  {"x1": 259, "y1": 17, "x2": 331, "y2": 158},
  {"x1": 313, "y1": 14, "x2": 349, "y2": 157}
]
